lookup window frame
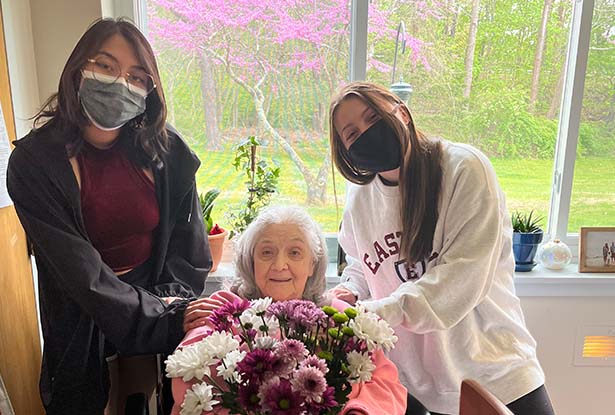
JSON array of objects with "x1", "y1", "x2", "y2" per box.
[
  {"x1": 130, "y1": 0, "x2": 601, "y2": 257},
  {"x1": 548, "y1": 0, "x2": 595, "y2": 254}
]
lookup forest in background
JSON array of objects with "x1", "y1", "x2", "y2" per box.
[{"x1": 147, "y1": 0, "x2": 614, "y2": 232}]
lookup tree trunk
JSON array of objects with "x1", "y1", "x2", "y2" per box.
[
  {"x1": 446, "y1": 2, "x2": 461, "y2": 37},
  {"x1": 251, "y1": 87, "x2": 328, "y2": 205},
  {"x1": 463, "y1": 0, "x2": 480, "y2": 99},
  {"x1": 547, "y1": 0, "x2": 569, "y2": 119},
  {"x1": 450, "y1": 3, "x2": 461, "y2": 37},
  {"x1": 530, "y1": 0, "x2": 554, "y2": 112},
  {"x1": 166, "y1": 79, "x2": 176, "y2": 126},
  {"x1": 607, "y1": 83, "x2": 615, "y2": 125},
  {"x1": 199, "y1": 51, "x2": 221, "y2": 149},
  {"x1": 547, "y1": 56, "x2": 566, "y2": 119}
]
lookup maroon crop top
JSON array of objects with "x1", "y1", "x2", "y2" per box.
[{"x1": 78, "y1": 141, "x2": 160, "y2": 272}]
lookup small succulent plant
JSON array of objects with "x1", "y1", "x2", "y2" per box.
[{"x1": 511, "y1": 210, "x2": 543, "y2": 233}]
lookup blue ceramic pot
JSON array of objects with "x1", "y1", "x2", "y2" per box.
[{"x1": 512, "y1": 231, "x2": 544, "y2": 272}]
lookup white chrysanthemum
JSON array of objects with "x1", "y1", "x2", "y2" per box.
[
  {"x1": 255, "y1": 335, "x2": 277, "y2": 349},
  {"x1": 349, "y1": 308, "x2": 398, "y2": 352},
  {"x1": 251, "y1": 297, "x2": 273, "y2": 314},
  {"x1": 239, "y1": 309, "x2": 259, "y2": 327},
  {"x1": 262, "y1": 314, "x2": 280, "y2": 334},
  {"x1": 198, "y1": 331, "x2": 240, "y2": 359},
  {"x1": 165, "y1": 344, "x2": 214, "y2": 382},
  {"x1": 240, "y1": 309, "x2": 280, "y2": 336},
  {"x1": 346, "y1": 351, "x2": 376, "y2": 383},
  {"x1": 180, "y1": 383, "x2": 219, "y2": 415},
  {"x1": 217, "y1": 349, "x2": 246, "y2": 382}
]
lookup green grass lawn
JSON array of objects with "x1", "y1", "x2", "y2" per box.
[{"x1": 195, "y1": 148, "x2": 614, "y2": 233}]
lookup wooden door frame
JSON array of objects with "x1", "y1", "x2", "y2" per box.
[{"x1": 0, "y1": 1, "x2": 45, "y2": 413}]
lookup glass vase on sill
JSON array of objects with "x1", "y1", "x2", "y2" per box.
[{"x1": 536, "y1": 239, "x2": 572, "y2": 270}]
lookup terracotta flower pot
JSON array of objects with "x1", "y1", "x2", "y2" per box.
[{"x1": 207, "y1": 228, "x2": 228, "y2": 272}]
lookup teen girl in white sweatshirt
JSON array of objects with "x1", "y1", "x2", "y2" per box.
[{"x1": 328, "y1": 82, "x2": 554, "y2": 415}]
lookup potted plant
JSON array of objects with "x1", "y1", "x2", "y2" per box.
[
  {"x1": 511, "y1": 210, "x2": 544, "y2": 272},
  {"x1": 226, "y1": 136, "x2": 280, "y2": 239},
  {"x1": 199, "y1": 189, "x2": 227, "y2": 272}
]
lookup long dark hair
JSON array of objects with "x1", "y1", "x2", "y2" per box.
[
  {"x1": 33, "y1": 18, "x2": 168, "y2": 164},
  {"x1": 329, "y1": 82, "x2": 443, "y2": 264}
]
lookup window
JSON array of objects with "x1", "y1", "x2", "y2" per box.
[
  {"x1": 366, "y1": 0, "x2": 574, "y2": 241},
  {"x1": 143, "y1": 0, "x2": 351, "y2": 233},
  {"x1": 132, "y1": 0, "x2": 613, "y2": 249},
  {"x1": 569, "y1": 0, "x2": 615, "y2": 233}
]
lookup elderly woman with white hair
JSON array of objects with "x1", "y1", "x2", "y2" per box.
[{"x1": 175, "y1": 205, "x2": 407, "y2": 415}]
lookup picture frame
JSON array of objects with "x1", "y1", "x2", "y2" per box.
[{"x1": 579, "y1": 227, "x2": 615, "y2": 273}]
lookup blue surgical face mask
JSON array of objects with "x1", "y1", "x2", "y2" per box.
[
  {"x1": 347, "y1": 119, "x2": 402, "y2": 173},
  {"x1": 79, "y1": 70, "x2": 147, "y2": 131}
]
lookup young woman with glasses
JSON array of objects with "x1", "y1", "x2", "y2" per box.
[{"x1": 7, "y1": 18, "x2": 211, "y2": 414}]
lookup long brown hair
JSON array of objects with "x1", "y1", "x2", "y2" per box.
[
  {"x1": 329, "y1": 82, "x2": 443, "y2": 264},
  {"x1": 33, "y1": 18, "x2": 168, "y2": 164}
]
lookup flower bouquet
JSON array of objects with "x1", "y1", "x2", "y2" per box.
[{"x1": 165, "y1": 297, "x2": 398, "y2": 415}]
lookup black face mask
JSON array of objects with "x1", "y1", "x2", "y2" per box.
[{"x1": 347, "y1": 119, "x2": 402, "y2": 173}]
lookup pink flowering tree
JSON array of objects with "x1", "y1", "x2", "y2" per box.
[{"x1": 149, "y1": 0, "x2": 425, "y2": 204}]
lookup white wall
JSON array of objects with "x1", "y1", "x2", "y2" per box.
[
  {"x1": 29, "y1": 0, "x2": 101, "y2": 105},
  {"x1": 521, "y1": 296, "x2": 615, "y2": 415},
  {"x1": 2, "y1": 0, "x2": 40, "y2": 138},
  {"x1": 2, "y1": 0, "x2": 101, "y2": 138}
]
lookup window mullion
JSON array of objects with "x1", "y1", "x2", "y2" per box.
[
  {"x1": 349, "y1": 0, "x2": 368, "y2": 81},
  {"x1": 548, "y1": 0, "x2": 594, "y2": 243},
  {"x1": 134, "y1": 1, "x2": 149, "y2": 36},
  {"x1": 102, "y1": 0, "x2": 137, "y2": 22}
]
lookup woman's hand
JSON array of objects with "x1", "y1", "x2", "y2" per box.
[
  {"x1": 329, "y1": 287, "x2": 358, "y2": 305},
  {"x1": 161, "y1": 296, "x2": 181, "y2": 305},
  {"x1": 182, "y1": 291, "x2": 237, "y2": 332}
]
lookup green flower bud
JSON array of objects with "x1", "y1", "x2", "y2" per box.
[
  {"x1": 317, "y1": 351, "x2": 333, "y2": 361},
  {"x1": 243, "y1": 322, "x2": 253, "y2": 330},
  {"x1": 328, "y1": 327, "x2": 344, "y2": 339},
  {"x1": 344, "y1": 307, "x2": 358, "y2": 319},
  {"x1": 327, "y1": 327, "x2": 340, "y2": 338},
  {"x1": 332, "y1": 312, "x2": 349, "y2": 324},
  {"x1": 322, "y1": 305, "x2": 338, "y2": 316},
  {"x1": 342, "y1": 326, "x2": 355, "y2": 336}
]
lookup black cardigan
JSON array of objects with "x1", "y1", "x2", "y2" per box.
[{"x1": 7, "y1": 124, "x2": 211, "y2": 414}]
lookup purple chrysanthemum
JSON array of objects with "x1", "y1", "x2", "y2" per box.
[
  {"x1": 291, "y1": 366, "x2": 327, "y2": 403},
  {"x1": 237, "y1": 382, "x2": 261, "y2": 412},
  {"x1": 269, "y1": 354, "x2": 296, "y2": 378},
  {"x1": 277, "y1": 339, "x2": 308, "y2": 362},
  {"x1": 260, "y1": 378, "x2": 303, "y2": 415},
  {"x1": 236, "y1": 348, "x2": 275, "y2": 382},
  {"x1": 208, "y1": 298, "x2": 251, "y2": 331},
  {"x1": 343, "y1": 336, "x2": 367, "y2": 354},
  {"x1": 304, "y1": 385, "x2": 338, "y2": 414},
  {"x1": 299, "y1": 355, "x2": 329, "y2": 375},
  {"x1": 288, "y1": 303, "x2": 327, "y2": 329},
  {"x1": 268, "y1": 300, "x2": 327, "y2": 331}
]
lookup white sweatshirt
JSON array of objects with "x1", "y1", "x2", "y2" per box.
[{"x1": 337, "y1": 141, "x2": 544, "y2": 414}]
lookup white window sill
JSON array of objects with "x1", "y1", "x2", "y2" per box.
[
  {"x1": 513, "y1": 263, "x2": 615, "y2": 297},
  {"x1": 207, "y1": 262, "x2": 615, "y2": 298}
]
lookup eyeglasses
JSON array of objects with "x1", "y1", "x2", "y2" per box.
[{"x1": 84, "y1": 55, "x2": 156, "y2": 96}]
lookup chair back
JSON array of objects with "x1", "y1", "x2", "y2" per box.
[{"x1": 459, "y1": 379, "x2": 513, "y2": 415}]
